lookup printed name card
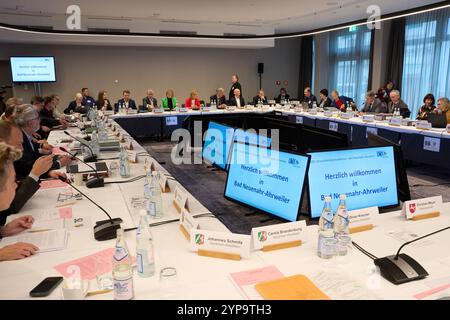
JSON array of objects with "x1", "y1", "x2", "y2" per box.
[
  {"x1": 103, "y1": 110, "x2": 114, "y2": 116},
  {"x1": 402, "y1": 196, "x2": 442, "y2": 221},
  {"x1": 190, "y1": 229, "x2": 251, "y2": 260},
  {"x1": 251, "y1": 221, "x2": 307, "y2": 252},
  {"x1": 296, "y1": 116, "x2": 303, "y2": 124},
  {"x1": 363, "y1": 115, "x2": 375, "y2": 122},
  {"x1": 423, "y1": 136, "x2": 441, "y2": 153},
  {"x1": 126, "y1": 150, "x2": 138, "y2": 163},
  {"x1": 226, "y1": 105, "x2": 236, "y2": 111},
  {"x1": 202, "y1": 106, "x2": 211, "y2": 112},
  {"x1": 329, "y1": 122, "x2": 339, "y2": 132},
  {"x1": 126, "y1": 109, "x2": 137, "y2": 114},
  {"x1": 389, "y1": 118, "x2": 402, "y2": 126},
  {"x1": 323, "y1": 110, "x2": 333, "y2": 117},
  {"x1": 294, "y1": 106, "x2": 303, "y2": 113},
  {"x1": 173, "y1": 186, "x2": 189, "y2": 213},
  {"x1": 158, "y1": 172, "x2": 170, "y2": 193},
  {"x1": 340, "y1": 112, "x2": 353, "y2": 119},
  {"x1": 153, "y1": 108, "x2": 164, "y2": 113},
  {"x1": 179, "y1": 107, "x2": 188, "y2": 113},
  {"x1": 308, "y1": 109, "x2": 317, "y2": 115},
  {"x1": 348, "y1": 206, "x2": 378, "y2": 234},
  {"x1": 416, "y1": 121, "x2": 432, "y2": 130},
  {"x1": 446, "y1": 124, "x2": 450, "y2": 133},
  {"x1": 179, "y1": 208, "x2": 199, "y2": 241}
]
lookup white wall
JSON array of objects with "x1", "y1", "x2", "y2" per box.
[{"x1": 0, "y1": 39, "x2": 300, "y2": 110}]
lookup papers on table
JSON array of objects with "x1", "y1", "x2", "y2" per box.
[
  {"x1": 0, "y1": 229, "x2": 68, "y2": 253},
  {"x1": 385, "y1": 229, "x2": 436, "y2": 248},
  {"x1": 414, "y1": 276, "x2": 450, "y2": 300}
]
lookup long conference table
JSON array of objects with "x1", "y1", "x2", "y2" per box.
[
  {"x1": 0, "y1": 117, "x2": 449, "y2": 300},
  {"x1": 112, "y1": 107, "x2": 450, "y2": 169}
]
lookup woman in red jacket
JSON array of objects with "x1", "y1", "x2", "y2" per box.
[{"x1": 185, "y1": 90, "x2": 201, "y2": 109}]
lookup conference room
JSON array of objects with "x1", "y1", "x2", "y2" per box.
[{"x1": 0, "y1": 0, "x2": 450, "y2": 308}]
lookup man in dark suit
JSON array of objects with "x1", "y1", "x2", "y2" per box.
[
  {"x1": 301, "y1": 87, "x2": 318, "y2": 106},
  {"x1": 81, "y1": 87, "x2": 95, "y2": 108},
  {"x1": 39, "y1": 96, "x2": 68, "y2": 140},
  {"x1": 361, "y1": 91, "x2": 387, "y2": 113},
  {"x1": 116, "y1": 89, "x2": 137, "y2": 112},
  {"x1": 0, "y1": 121, "x2": 65, "y2": 225},
  {"x1": 142, "y1": 89, "x2": 158, "y2": 112},
  {"x1": 388, "y1": 90, "x2": 411, "y2": 118},
  {"x1": 252, "y1": 89, "x2": 268, "y2": 105},
  {"x1": 228, "y1": 74, "x2": 242, "y2": 100},
  {"x1": 210, "y1": 88, "x2": 227, "y2": 109},
  {"x1": 228, "y1": 89, "x2": 245, "y2": 108},
  {"x1": 13, "y1": 105, "x2": 71, "y2": 181}
]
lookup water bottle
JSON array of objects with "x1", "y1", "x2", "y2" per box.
[
  {"x1": 312, "y1": 101, "x2": 317, "y2": 111},
  {"x1": 136, "y1": 210, "x2": 155, "y2": 278},
  {"x1": 90, "y1": 130, "x2": 100, "y2": 156},
  {"x1": 317, "y1": 196, "x2": 335, "y2": 259},
  {"x1": 119, "y1": 145, "x2": 130, "y2": 178},
  {"x1": 146, "y1": 172, "x2": 163, "y2": 219},
  {"x1": 143, "y1": 171, "x2": 152, "y2": 200},
  {"x1": 333, "y1": 194, "x2": 349, "y2": 236},
  {"x1": 113, "y1": 228, "x2": 134, "y2": 300}
]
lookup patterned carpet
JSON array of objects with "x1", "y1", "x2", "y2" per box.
[{"x1": 141, "y1": 139, "x2": 450, "y2": 235}]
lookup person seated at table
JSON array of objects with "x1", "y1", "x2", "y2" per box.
[
  {"x1": 40, "y1": 97, "x2": 68, "y2": 139},
  {"x1": 0, "y1": 142, "x2": 39, "y2": 261},
  {"x1": 275, "y1": 88, "x2": 290, "y2": 103},
  {"x1": 13, "y1": 105, "x2": 71, "y2": 181},
  {"x1": 1, "y1": 97, "x2": 22, "y2": 121},
  {"x1": 81, "y1": 87, "x2": 95, "y2": 109},
  {"x1": 301, "y1": 87, "x2": 317, "y2": 106},
  {"x1": 161, "y1": 89, "x2": 178, "y2": 111},
  {"x1": 210, "y1": 88, "x2": 227, "y2": 109},
  {"x1": 95, "y1": 90, "x2": 113, "y2": 111},
  {"x1": 252, "y1": 89, "x2": 268, "y2": 105},
  {"x1": 436, "y1": 97, "x2": 450, "y2": 124},
  {"x1": 64, "y1": 93, "x2": 87, "y2": 114},
  {"x1": 49, "y1": 94, "x2": 67, "y2": 122},
  {"x1": 361, "y1": 91, "x2": 387, "y2": 113},
  {"x1": 416, "y1": 93, "x2": 437, "y2": 120},
  {"x1": 142, "y1": 89, "x2": 158, "y2": 111},
  {"x1": 318, "y1": 89, "x2": 332, "y2": 109},
  {"x1": 387, "y1": 90, "x2": 410, "y2": 118},
  {"x1": 228, "y1": 88, "x2": 245, "y2": 108},
  {"x1": 185, "y1": 90, "x2": 201, "y2": 110},
  {"x1": 376, "y1": 80, "x2": 395, "y2": 104},
  {"x1": 116, "y1": 90, "x2": 137, "y2": 113},
  {"x1": 330, "y1": 90, "x2": 353, "y2": 111},
  {"x1": 0, "y1": 121, "x2": 59, "y2": 225}
]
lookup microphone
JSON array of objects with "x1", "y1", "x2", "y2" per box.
[
  {"x1": 58, "y1": 176, "x2": 122, "y2": 241},
  {"x1": 59, "y1": 147, "x2": 104, "y2": 188},
  {"x1": 64, "y1": 130, "x2": 97, "y2": 162},
  {"x1": 374, "y1": 225, "x2": 450, "y2": 285}
]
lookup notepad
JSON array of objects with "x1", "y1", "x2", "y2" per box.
[
  {"x1": 0, "y1": 229, "x2": 68, "y2": 253},
  {"x1": 255, "y1": 274, "x2": 330, "y2": 300}
]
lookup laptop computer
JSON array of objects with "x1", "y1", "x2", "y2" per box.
[{"x1": 427, "y1": 113, "x2": 447, "y2": 128}]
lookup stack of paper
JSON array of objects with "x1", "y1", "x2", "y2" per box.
[{"x1": 0, "y1": 229, "x2": 68, "y2": 253}]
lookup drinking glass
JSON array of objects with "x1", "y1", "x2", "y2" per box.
[
  {"x1": 95, "y1": 256, "x2": 114, "y2": 290},
  {"x1": 159, "y1": 267, "x2": 178, "y2": 299}
]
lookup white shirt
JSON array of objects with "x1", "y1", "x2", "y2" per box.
[{"x1": 235, "y1": 96, "x2": 241, "y2": 108}]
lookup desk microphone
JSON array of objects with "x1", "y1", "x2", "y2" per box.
[
  {"x1": 58, "y1": 176, "x2": 122, "y2": 241},
  {"x1": 64, "y1": 130, "x2": 97, "y2": 162},
  {"x1": 373, "y1": 225, "x2": 450, "y2": 285},
  {"x1": 59, "y1": 147, "x2": 104, "y2": 188}
]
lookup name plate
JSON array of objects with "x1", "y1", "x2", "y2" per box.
[
  {"x1": 294, "y1": 107, "x2": 303, "y2": 113},
  {"x1": 165, "y1": 116, "x2": 178, "y2": 126},
  {"x1": 402, "y1": 196, "x2": 442, "y2": 220},
  {"x1": 112, "y1": 125, "x2": 117, "y2": 132},
  {"x1": 423, "y1": 136, "x2": 441, "y2": 152},
  {"x1": 178, "y1": 107, "x2": 188, "y2": 113},
  {"x1": 179, "y1": 208, "x2": 199, "y2": 240},
  {"x1": 323, "y1": 110, "x2": 333, "y2": 117},
  {"x1": 126, "y1": 109, "x2": 138, "y2": 114},
  {"x1": 158, "y1": 172, "x2": 170, "y2": 193},
  {"x1": 173, "y1": 186, "x2": 189, "y2": 213},
  {"x1": 340, "y1": 112, "x2": 353, "y2": 119},
  {"x1": 363, "y1": 115, "x2": 375, "y2": 122},
  {"x1": 126, "y1": 150, "x2": 137, "y2": 163},
  {"x1": 389, "y1": 118, "x2": 402, "y2": 126},
  {"x1": 308, "y1": 110, "x2": 317, "y2": 115},
  {"x1": 348, "y1": 206, "x2": 378, "y2": 234},
  {"x1": 329, "y1": 122, "x2": 338, "y2": 132},
  {"x1": 191, "y1": 229, "x2": 251, "y2": 260},
  {"x1": 282, "y1": 105, "x2": 291, "y2": 111},
  {"x1": 226, "y1": 106, "x2": 236, "y2": 111},
  {"x1": 374, "y1": 114, "x2": 386, "y2": 121},
  {"x1": 103, "y1": 110, "x2": 114, "y2": 116},
  {"x1": 245, "y1": 105, "x2": 255, "y2": 110},
  {"x1": 296, "y1": 116, "x2": 303, "y2": 124},
  {"x1": 251, "y1": 221, "x2": 307, "y2": 251},
  {"x1": 202, "y1": 106, "x2": 211, "y2": 112},
  {"x1": 447, "y1": 124, "x2": 450, "y2": 133},
  {"x1": 153, "y1": 108, "x2": 164, "y2": 113},
  {"x1": 416, "y1": 121, "x2": 432, "y2": 130}
]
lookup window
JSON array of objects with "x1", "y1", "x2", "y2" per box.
[
  {"x1": 328, "y1": 26, "x2": 372, "y2": 107},
  {"x1": 401, "y1": 7, "x2": 450, "y2": 117}
]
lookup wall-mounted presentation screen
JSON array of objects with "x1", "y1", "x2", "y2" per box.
[
  {"x1": 10, "y1": 57, "x2": 56, "y2": 83},
  {"x1": 307, "y1": 146, "x2": 399, "y2": 218},
  {"x1": 225, "y1": 142, "x2": 310, "y2": 221}
]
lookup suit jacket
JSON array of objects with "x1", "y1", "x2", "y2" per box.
[
  {"x1": 387, "y1": 99, "x2": 411, "y2": 118},
  {"x1": 319, "y1": 97, "x2": 332, "y2": 109},
  {"x1": 161, "y1": 97, "x2": 178, "y2": 110},
  {"x1": 82, "y1": 96, "x2": 95, "y2": 108},
  {"x1": 14, "y1": 131, "x2": 60, "y2": 181},
  {"x1": 229, "y1": 82, "x2": 242, "y2": 100},
  {"x1": 301, "y1": 94, "x2": 318, "y2": 105},
  {"x1": 185, "y1": 98, "x2": 201, "y2": 109},
  {"x1": 210, "y1": 95, "x2": 227, "y2": 106},
  {"x1": 228, "y1": 96, "x2": 245, "y2": 107},
  {"x1": 362, "y1": 98, "x2": 387, "y2": 113},
  {"x1": 116, "y1": 99, "x2": 137, "y2": 112},
  {"x1": 0, "y1": 176, "x2": 40, "y2": 226},
  {"x1": 39, "y1": 108, "x2": 61, "y2": 128},
  {"x1": 276, "y1": 94, "x2": 290, "y2": 103},
  {"x1": 252, "y1": 96, "x2": 268, "y2": 105},
  {"x1": 96, "y1": 99, "x2": 113, "y2": 111},
  {"x1": 142, "y1": 97, "x2": 158, "y2": 109},
  {"x1": 64, "y1": 101, "x2": 88, "y2": 114}
]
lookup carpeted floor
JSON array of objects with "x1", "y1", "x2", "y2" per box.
[{"x1": 140, "y1": 139, "x2": 450, "y2": 235}]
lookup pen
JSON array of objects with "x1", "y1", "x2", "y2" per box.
[{"x1": 86, "y1": 289, "x2": 113, "y2": 297}]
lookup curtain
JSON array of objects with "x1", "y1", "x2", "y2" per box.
[
  {"x1": 298, "y1": 35, "x2": 313, "y2": 99},
  {"x1": 401, "y1": 7, "x2": 450, "y2": 118},
  {"x1": 385, "y1": 18, "x2": 406, "y2": 89},
  {"x1": 328, "y1": 26, "x2": 372, "y2": 107}
]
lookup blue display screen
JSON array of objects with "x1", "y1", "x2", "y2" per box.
[
  {"x1": 10, "y1": 57, "x2": 56, "y2": 82},
  {"x1": 202, "y1": 121, "x2": 235, "y2": 170},
  {"x1": 307, "y1": 146, "x2": 398, "y2": 218},
  {"x1": 225, "y1": 142, "x2": 310, "y2": 221}
]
